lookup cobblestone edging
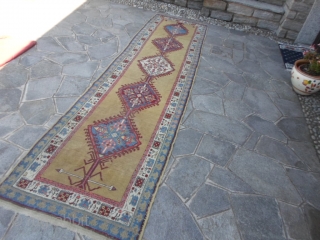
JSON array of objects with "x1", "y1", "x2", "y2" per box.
[
  {"x1": 299, "y1": 93, "x2": 320, "y2": 159},
  {"x1": 111, "y1": 0, "x2": 294, "y2": 43}
]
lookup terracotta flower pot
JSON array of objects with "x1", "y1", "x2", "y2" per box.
[{"x1": 291, "y1": 59, "x2": 320, "y2": 95}]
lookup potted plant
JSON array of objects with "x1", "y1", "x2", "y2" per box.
[{"x1": 291, "y1": 43, "x2": 320, "y2": 95}]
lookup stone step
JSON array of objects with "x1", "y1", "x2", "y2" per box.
[{"x1": 228, "y1": 0, "x2": 284, "y2": 14}]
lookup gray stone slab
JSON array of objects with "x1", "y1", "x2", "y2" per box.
[
  {"x1": 56, "y1": 36, "x2": 86, "y2": 52},
  {"x1": 0, "y1": 207, "x2": 15, "y2": 239},
  {"x1": 196, "y1": 134, "x2": 236, "y2": 166},
  {"x1": 37, "y1": 37, "x2": 66, "y2": 53},
  {"x1": 273, "y1": 98, "x2": 304, "y2": 117},
  {"x1": 236, "y1": 60, "x2": 264, "y2": 74},
  {"x1": 62, "y1": 61, "x2": 99, "y2": 78},
  {"x1": 8, "y1": 125, "x2": 47, "y2": 149},
  {"x1": 192, "y1": 95, "x2": 224, "y2": 115},
  {"x1": 46, "y1": 52, "x2": 89, "y2": 65},
  {"x1": 244, "y1": 115, "x2": 287, "y2": 142},
  {"x1": 191, "y1": 78, "x2": 221, "y2": 95},
  {"x1": 279, "y1": 202, "x2": 311, "y2": 240},
  {"x1": 30, "y1": 60, "x2": 62, "y2": 79},
  {"x1": 189, "y1": 184, "x2": 230, "y2": 218},
  {"x1": 231, "y1": 148, "x2": 302, "y2": 204},
  {"x1": 210, "y1": 57, "x2": 242, "y2": 74},
  {"x1": 25, "y1": 76, "x2": 62, "y2": 101},
  {"x1": 93, "y1": 29, "x2": 115, "y2": 40},
  {"x1": 55, "y1": 76, "x2": 90, "y2": 97},
  {"x1": 181, "y1": 100, "x2": 193, "y2": 123},
  {"x1": 0, "y1": 88, "x2": 22, "y2": 112},
  {"x1": 172, "y1": 128, "x2": 202, "y2": 156},
  {"x1": 144, "y1": 185, "x2": 204, "y2": 240},
  {"x1": 87, "y1": 17, "x2": 112, "y2": 28},
  {"x1": 230, "y1": 194, "x2": 286, "y2": 240},
  {"x1": 232, "y1": 49, "x2": 244, "y2": 63},
  {"x1": 277, "y1": 117, "x2": 311, "y2": 142},
  {"x1": 243, "y1": 132, "x2": 260, "y2": 150},
  {"x1": 270, "y1": 80, "x2": 299, "y2": 102},
  {"x1": 185, "y1": 111, "x2": 252, "y2": 145},
  {"x1": 88, "y1": 39, "x2": 118, "y2": 60},
  {"x1": 223, "y1": 81, "x2": 246, "y2": 101},
  {"x1": 243, "y1": 72, "x2": 273, "y2": 91},
  {"x1": 209, "y1": 166, "x2": 254, "y2": 193},
  {"x1": 77, "y1": 35, "x2": 102, "y2": 46},
  {"x1": 0, "y1": 113, "x2": 24, "y2": 138},
  {"x1": 197, "y1": 68, "x2": 230, "y2": 87},
  {"x1": 0, "y1": 140, "x2": 22, "y2": 178},
  {"x1": 72, "y1": 22, "x2": 96, "y2": 35},
  {"x1": 4, "y1": 214, "x2": 75, "y2": 240},
  {"x1": 55, "y1": 97, "x2": 79, "y2": 114},
  {"x1": 303, "y1": 204, "x2": 320, "y2": 240},
  {"x1": 288, "y1": 141, "x2": 320, "y2": 172},
  {"x1": 243, "y1": 88, "x2": 282, "y2": 122},
  {"x1": 45, "y1": 114, "x2": 62, "y2": 128},
  {"x1": 19, "y1": 55, "x2": 42, "y2": 67},
  {"x1": 256, "y1": 136, "x2": 307, "y2": 169},
  {"x1": 224, "y1": 72, "x2": 247, "y2": 85},
  {"x1": 0, "y1": 65, "x2": 28, "y2": 89},
  {"x1": 286, "y1": 168, "x2": 320, "y2": 209},
  {"x1": 198, "y1": 209, "x2": 241, "y2": 240},
  {"x1": 261, "y1": 61, "x2": 291, "y2": 83},
  {"x1": 166, "y1": 155, "x2": 211, "y2": 199},
  {"x1": 20, "y1": 99, "x2": 55, "y2": 125},
  {"x1": 206, "y1": 24, "x2": 230, "y2": 39}
]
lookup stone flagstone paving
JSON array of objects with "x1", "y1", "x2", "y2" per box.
[{"x1": 0, "y1": 0, "x2": 320, "y2": 239}]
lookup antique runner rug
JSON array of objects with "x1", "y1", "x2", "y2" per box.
[{"x1": 0, "y1": 15, "x2": 206, "y2": 239}]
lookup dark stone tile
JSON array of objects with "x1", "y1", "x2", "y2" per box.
[
  {"x1": 279, "y1": 202, "x2": 311, "y2": 240},
  {"x1": 277, "y1": 117, "x2": 311, "y2": 142},
  {"x1": 230, "y1": 194, "x2": 286, "y2": 240},
  {"x1": 55, "y1": 76, "x2": 90, "y2": 97},
  {"x1": 172, "y1": 128, "x2": 202, "y2": 156},
  {"x1": 243, "y1": 72, "x2": 273, "y2": 91},
  {"x1": 166, "y1": 155, "x2": 211, "y2": 199},
  {"x1": 236, "y1": 60, "x2": 264, "y2": 74},
  {"x1": 224, "y1": 72, "x2": 247, "y2": 85},
  {"x1": 0, "y1": 88, "x2": 22, "y2": 112},
  {"x1": 273, "y1": 97, "x2": 304, "y2": 117},
  {"x1": 0, "y1": 113, "x2": 24, "y2": 138},
  {"x1": 0, "y1": 207, "x2": 15, "y2": 239},
  {"x1": 4, "y1": 214, "x2": 75, "y2": 240},
  {"x1": 77, "y1": 34, "x2": 102, "y2": 46},
  {"x1": 244, "y1": 115, "x2": 287, "y2": 142},
  {"x1": 270, "y1": 80, "x2": 299, "y2": 102},
  {"x1": 191, "y1": 78, "x2": 221, "y2": 95},
  {"x1": 197, "y1": 210, "x2": 241, "y2": 240},
  {"x1": 144, "y1": 185, "x2": 204, "y2": 240},
  {"x1": 192, "y1": 95, "x2": 224, "y2": 115},
  {"x1": 243, "y1": 88, "x2": 282, "y2": 122},
  {"x1": 224, "y1": 100, "x2": 253, "y2": 121},
  {"x1": 8, "y1": 125, "x2": 47, "y2": 149},
  {"x1": 185, "y1": 111, "x2": 252, "y2": 145},
  {"x1": 197, "y1": 70, "x2": 230, "y2": 87},
  {"x1": 304, "y1": 204, "x2": 320, "y2": 240},
  {"x1": 189, "y1": 184, "x2": 230, "y2": 218},
  {"x1": 30, "y1": 60, "x2": 62, "y2": 79},
  {"x1": 46, "y1": 52, "x2": 89, "y2": 65},
  {"x1": 56, "y1": 36, "x2": 85, "y2": 52},
  {"x1": 288, "y1": 141, "x2": 320, "y2": 172},
  {"x1": 209, "y1": 166, "x2": 254, "y2": 193},
  {"x1": 261, "y1": 61, "x2": 291, "y2": 83},
  {"x1": 256, "y1": 136, "x2": 307, "y2": 169},
  {"x1": 196, "y1": 134, "x2": 236, "y2": 166},
  {"x1": 230, "y1": 149, "x2": 302, "y2": 205},
  {"x1": 223, "y1": 81, "x2": 246, "y2": 101},
  {"x1": 88, "y1": 39, "x2": 118, "y2": 60},
  {"x1": 286, "y1": 168, "x2": 320, "y2": 209},
  {"x1": 37, "y1": 37, "x2": 66, "y2": 53},
  {"x1": 25, "y1": 76, "x2": 62, "y2": 100},
  {"x1": 62, "y1": 61, "x2": 99, "y2": 78},
  {"x1": 72, "y1": 22, "x2": 96, "y2": 35},
  {"x1": 243, "y1": 132, "x2": 260, "y2": 150},
  {"x1": 0, "y1": 140, "x2": 22, "y2": 178},
  {"x1": 20, "y1": 99, "x2": 55, "y2": 125},
  {"x1": 0, "y1": 65, "x2": 28, "y2": 88}
]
